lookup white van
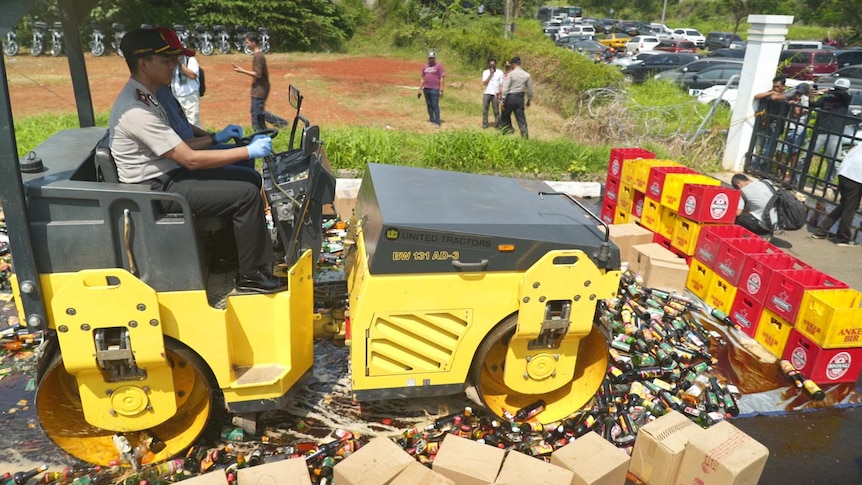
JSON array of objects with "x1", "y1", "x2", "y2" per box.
[
  {"x1": 567, "y1": 25, "x2": 596, "y2": 37},
  {"x1": 783, "y1": 40, "x2": 824, "y2": 50}
]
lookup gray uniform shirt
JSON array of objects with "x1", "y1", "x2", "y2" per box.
[
  {"x1": 737, "y1": 180, "x2": 777, "y2": 224},
  {"x1": 109, "y1": 78, "x2": 183, "y2": 184},
  {"x1": 501, "y1": 66, "x2": 533, "y2": 103}
]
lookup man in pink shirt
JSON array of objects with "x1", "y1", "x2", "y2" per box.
[{"x1": 418, "y1": 50, "x2": 445, "y2": 126}]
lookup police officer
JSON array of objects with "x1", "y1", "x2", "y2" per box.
[
  {"x1": 500, "y1": 56, "x2": 533, "y2": 139},
  {"x1": 109, "y1": 27, "x2": 282, "y2": 293}
]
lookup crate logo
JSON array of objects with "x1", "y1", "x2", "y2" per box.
[
  {"x1": 790, "y1": 346, "x2": 808, "y2": 370},
  {"x1": 683, "y1": 195, "x2": 697, "y2": 216},
  {"x1": 746, "y1": 273, "x2": 762, "y2": 295},
  {"x1": 611, "y1": 158, "x2": 621, "y2": 175},
  {"x1": 385, "y1": 228, "x2": 399, "y2": 240},
  {"x1": 771, "y1": 292, "x2": 793, "y2": 313},
  {"x1": 635, "y1": 199, "x2": 644, "y2": 216},
  {"x1": 649, "y1": 181, "x2": 661, "y2": 197},
  {"x1": 827, "y1": 352, "x2": 852, "y2": 380},
  {"x1": 710, "y1": 193, "x2": 730, "y2": 219},
  {"x1": 607, "y1": 189, "x2": 617, "y2": 201},
  {"x1": 717, "y1": 261, "x2": 736, "y2": 278},
  {"x1": 732, "y1": 310, "x2": 752, "y2": 329}
]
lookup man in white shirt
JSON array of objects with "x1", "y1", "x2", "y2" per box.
[
  {"x1": 171, "y1": 54, "x2": 200, "y2": 127},
  {"x1": 812, "y1": 142, "x2": 862, "y2": 246},
  {"x1": 481, "y1": 57, "x2": 504, "y2": 129}
]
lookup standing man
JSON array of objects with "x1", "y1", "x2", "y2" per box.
[
  {"x1": 809, "y1": 78, "x2": 852, "y2": 182},
  {"x1": 232, "y1": 33, "x2": 287, "y2": 131},
  {"x1": 481, "y1": 57, "x2": 504, "y2": 129},
  {"x1": 171, "y1": 54, "x2": 200, "y2": 127},
  {"x1": 111, "y1": 27, "x2": 282, "y2": 293},
  {"x1": 811, "y1": 141, "x2": 862, "y2": 247},
  {"x1": 752, "y1": 76, "x2": 789, "y2": 172},
  {"x1": 500, "y1": 56, "x2": 533, "y2": 139},
  {"x1": 418, "y1": 50, "x2": 445, "y2": 126}
]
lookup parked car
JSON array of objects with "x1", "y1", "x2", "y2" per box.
[
  {"x1": 779, "y1": 49, "x2": 838, "y2": 80},
  {"x1": 707, "y1": 48, "x2": 746, "y2": 59},
  {"x1": 543, "y1": 21, "x2": 562, "y2": 39},
  {"x1": 729, "y1": 38, "x2": 747, "y2": 49},
  {"x1": 671, "y1": 28, "x2": 705, "y2": 48},
  {"x1": 556, "y1": 34, "x2": 596, "y2": 48},
  {"x1": 567, "y1": 39, "x2": 610, "y2": 58},
  {"x1": 680, "y1": 64, "x2": 743, "y2": 94},
  {"x1": 835, "y1": 49, "x2": 862, "y2": 68},
  {"x1": 611, "y1": 50, "x2": 660, "y2": 68},
  {"x1": 818, "y1": 64, "x2": 862, "y2": 87},
  {"x1": 783, "y1": 40, "x2": 824, "y2": 50},
  {"x1": 655, "y1": 58, "x2": 742, "y2": 83},
  {"x1": 568, "y1": 24, "x2": 597, "y2": 38},
  {"x1": 705, "y1": 32, "x2": 744, "y2": 51},
  {"x1": 612, "y1": 21, "x2": 641, "y2": 36},
  {"x1": 625, "y1": 35, "x2": 661, "y2": 54},
  {"x1": 648, "y1": 23, "x2": 673, "y2": 38},
  {"x1": 621, "y1": 52, "x2": 700, "y2": 83},
  {"x1": 654, "y1": 39, "x2": 697, "y2": 53},
  {"x1": 599, "y1": 33, "x2": 631, "y2": 50}
]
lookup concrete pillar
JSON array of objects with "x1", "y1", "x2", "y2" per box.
[{"x1": 722, "y1": 14, "x2": 794, "y2": 172}]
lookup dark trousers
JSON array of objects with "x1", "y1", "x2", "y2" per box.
[
  {"x1": 251, "y1": 96, "x2": 288, "y2": 131},
  {"x1": 501, "y1": 92, "x2": 528, "y2": 139},
  {"x1": 159, "y1": 167, "x2": 272, "y2": 273},
  {"x1": 482, "y1": 93, "x2": 499, "y2": 128},
  {"x1": 817, "y1": 175, "x2": 862, "y2": 243},
  {"x1": 736, "y1": 213, "x2": 772, "y2": 236},
  {"x1": 423, "y1": 88, "x2": 440, "y2": 125}
]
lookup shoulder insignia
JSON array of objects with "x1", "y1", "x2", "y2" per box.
[{"x1": 136, "y1": 89, "x2": 150, "y2": 106}]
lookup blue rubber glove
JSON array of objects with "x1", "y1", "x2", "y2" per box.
[
  {"x1": 246, "y1": 135, "x2": 272, "y2": 159},
  {"x1": 215, "y1": 124, "x2": 244, "y2": 144}
]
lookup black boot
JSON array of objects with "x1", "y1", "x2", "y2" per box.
[{"x1": 235, "y1": 265, "x2": 286, "y2": 294}]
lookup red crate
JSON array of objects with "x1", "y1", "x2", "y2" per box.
[
  {"x1": 712, "y1": 238, "x2": 780, "y2": 287},
  {"x1": 738, "y1": 253, "x2": 809, "y2": 303},
  {"x1": 677, "y1": 184, "x2": 742, "y2": 224},
  {"x1": 782, "y1": 329, "x2": 862, "y2": 385},
  {"x1": 730, "y1": 292, "x2": 765, "y2": 338},
  {"x1": 645, "y1": 166, "x2": 697, "y2": 201},
  {"x1": 693, "y1": 225, "x2": 758, "y2": 270},
  {"x1": 604, "y1": 175, "x2": 621, "y2": 207},
  {"x1": 600, "y1": 200, "x2": 616, "y2": 225},
  {"x1": 764, "y1": 269, "x2": 849, "y2": 324},
  {"x1": 631, "y1": 190, "x2": 646, "y2": 219},
  {"x1": 653, "y1": 232, "x2": 672, "y2": 250},
  {"x1": 609, "y1": 148, "x2": 655, "y2": 180}
]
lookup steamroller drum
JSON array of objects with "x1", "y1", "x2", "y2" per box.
[
  {"x1": 36, "y1": 342, "x2": 213, "y2": 465},
  {"x1": 470, "y1": 314, "x2": 608, "y2": 424}
]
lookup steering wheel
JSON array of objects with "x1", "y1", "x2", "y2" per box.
[{"x1": 233, "y1": 128, "x2": 279, "y2": 146}]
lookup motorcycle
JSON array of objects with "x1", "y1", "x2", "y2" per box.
[
  {"x1": 2, "y1": 30, "x2": 18, "y2": 56},
  {"x1": 233, "y1": 25, "x2": 252, "y2": 55},
  {"x1": 88, "y1": 22, "x2": 105, "y2": 56},
  {"x1": 111, "y1": 22, "x2": 125, "y2": 57},
  {"x1": 194, "y1": 24, "x2": 214, "y2": 56},
  {"x1": 49, "y1": 21, "x2": 63, "y2": 56},
  {"x1": 214, "y1": 24, "x2": 230, "y2": 54},
  {"x1": 172, "y1": 24, "x2": 192, "y2": 49},
  {"x1": 30, "y1": 21, "x2": 46, "y2": 56},
  {"x1": 257, "y1": 26, "x2": 271, "y2": 54}
]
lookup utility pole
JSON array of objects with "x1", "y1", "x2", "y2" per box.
[
  {"x1": 505, "y1": 0, "x2": 511, "y2": 40},
  {"x1": 660, "y1": 0, "x2": 668, "y2": 29}
]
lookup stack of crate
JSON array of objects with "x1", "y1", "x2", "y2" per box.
[
  {"x1": 601, "y1": 151, "x2": 741, "y2": 264},
  {"x1": 601, "y1": 148, "x2": 655, "y2": 225},
  {"x1": 685, "y1": 223, "x2": 862, "y2": 385}
]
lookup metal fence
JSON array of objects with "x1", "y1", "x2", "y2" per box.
[{"x1": 745, "y1": 96, "x2": 862, "y2": 211}]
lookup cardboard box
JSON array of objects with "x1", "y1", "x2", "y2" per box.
[
  {"x1": 631, "y1": 242, "x2": 685, "y2": 277},
  {"x1": 180, "y1": 470, "x2": 229, "y2": 485},
  {"x1": 607, "y1": 223, "x2": 654, "y2": 265},
  {"x1": 391, "y1": 461, "x2": 455, "y2": 485},
  {"x1": 236, "y1": 457, "x2": 311, "y2": 485},
  {"x1": 495, "y1": 449, "x2": 574, "y2": 485},
  {"x1": 334, "y1": 178, "x2": 361, "y2": 219},
  {"x1": 550, "y1": 431, "x2": 629, "y2": 485},
  {"x1": 641, "y1": 257, "x2": 690, "y2": 294},
  {"x1": 673, "y1": 420, "x2": 768, "y2": 485},
  {"x1": 333, "y1": 436, "x2": 416, "y2": 485},
  {"x1": 432, "y1": 434, "x2": 505, "y2": 485},
  {"x1": 629, "y1": 410, "x2": 707, "y2": 485}
]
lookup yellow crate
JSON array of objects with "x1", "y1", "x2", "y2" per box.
[
  {"x1": 620, "y1": 158, "x2": 639, "y2": 187},
  {"x1": 617, "y1": 183, "x2": 634, "y2": 214},
  {"x1": 632, "y1": 159, "x2": 682, "y2": 193},
  {"x1": 706, "y1": 272, "x2": 738, "y2": 315},
  {"x1": 671, "y1": 216, "x2": 707, "y2": 256},
  {"x1": 657, "y1": 205, "x2": 678, "y2": 240},
  {"x1": 614, "y1": 206, "x2": 631, "y2": 224},
  {"x1": 660, "y1": 173, "x2": 721, "y2": 211},
  {"x1": 796, "y1": 288, "x2": 862, "y2": 349},
  {"x1": 640, "y1": 197, "x2": 662, "y2": 232},
  {"x1": 755, "y1": 308, "x2": 793, "y2": 358},
  {"x1": 685, "y1": 258, "x2": 714, "y2": 300}
]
